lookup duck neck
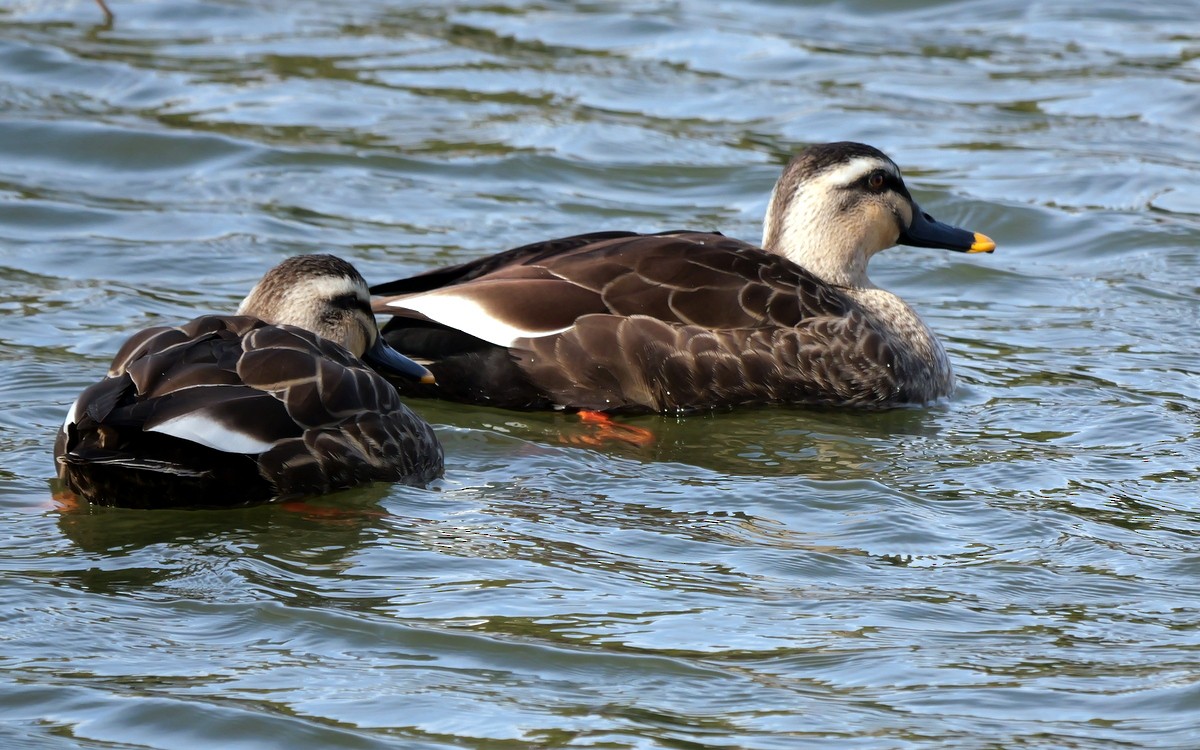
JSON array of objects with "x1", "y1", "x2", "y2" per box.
[
  {"x1": 761, "y1": 197, "x2": 875, "y2": 290},
  {"x1": 763, "y1": 227, "x2": 874, "y2": 290}
]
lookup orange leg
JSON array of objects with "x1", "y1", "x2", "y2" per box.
[
  {"x1": 49, "y1": 488, "x2": 84, "y2": 513},
  {"x1": 279, "y1": 499, "x2": 387, "y2": 523},
  {"x1": 568, "y1": 409, "x2": 655, "y2": 448}
]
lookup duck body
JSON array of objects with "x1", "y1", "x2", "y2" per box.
[
  {"x1": 56, "y1": 255, "x2": 443, "y2": 508},
  {"x1": 373, "y1": 142, "x2": 994, "y2": 415},
  {"x1": 374, "y1": 229, "x2": 953, "y2": 414}
]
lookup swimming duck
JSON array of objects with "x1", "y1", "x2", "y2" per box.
[
  {"x1": 55, "y1": 254, "x2": 444, "y2": 508},
  {"x1": 371, "y1": 142, "x2": 995, "y2": 414}
]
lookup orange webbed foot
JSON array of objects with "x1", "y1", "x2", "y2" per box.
[{"x1": 566, "y1": 410, "x2": 655, "y2": 448}]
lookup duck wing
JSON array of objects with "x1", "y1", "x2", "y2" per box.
[
  {"x1": 64, "y1": 316, "x2": 303, "y2": 460},
  {"x1": 234, "y1": 324, "x2": 444, "y2": 493},
  {"x1": 373, "y1": 231, "x2": 849, "y2": 348},
  {"x1": 369, "y1": 231, "x2": 904, "y2": 412},
  {"x1": 58, "y1": 315, "x2": 443, "y2": 503}
]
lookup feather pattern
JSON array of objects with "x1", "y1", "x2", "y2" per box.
[
  {"x1": 372, "y1": 143, "x2": 995, "y2": 413},
  {"x1": 374, "y1": 231, "x2": 924, "y2": 413},
  {"x1": 56, "y1": 257, "x2": 443, "y2": 507}
]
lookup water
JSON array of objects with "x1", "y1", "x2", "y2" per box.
[{"x1": 2, "y1": 0, "x2": 1199, "y2": 747}]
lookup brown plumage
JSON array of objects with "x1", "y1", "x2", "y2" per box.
[
  {"x1": 372, "y1": 142, "x2": 996, "y2": 414},
  {"x1": 56, "y1": 255, "x2": 443, "y2": 508}
]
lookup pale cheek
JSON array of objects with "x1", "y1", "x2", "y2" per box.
[
  {"x1": 866, "y1": 205, "x2": 901, "y2": 252},
  {"x1": 876, "y1": 225, "x2": 900, "y2": 252},
  {"x1": 342, "y1": 317, "x2": 372, "y2": 358},
  {"x1": 328, "y1": 324, "x2": 364, "y2": 357}
]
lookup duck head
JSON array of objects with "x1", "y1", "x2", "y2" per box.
[
  {"x1": 761, "y1": 142, "x2": 994, "y2": 288},
  {"x1": 238, "y1": 254, "x2": 434, "y2": 383}
]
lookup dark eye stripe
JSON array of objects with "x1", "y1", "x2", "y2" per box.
[
  {"x1": 842, "y1": 169, "x2": 910, "y2": 199},
  {"x1": 328, "y1": 293, "x2": 364, "y2": 311}
]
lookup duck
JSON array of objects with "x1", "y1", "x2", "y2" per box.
[
  {"x1": 371, "y1": 142, "x2": 996, "y2": 415},
  {"x1": 55, "y1": 254, "x2": 444, "y2": 508}
]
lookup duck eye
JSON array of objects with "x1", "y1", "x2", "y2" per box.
[
  {"x1": 328, "y1": 293, "x2": 362, "y2": 311},
  {"x1": 867, "y1": 171, "x2": 887, "y2": 191}
]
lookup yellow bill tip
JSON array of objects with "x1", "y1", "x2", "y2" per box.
[
  {"x1": 420, "y1": 372, "x2": 437, "y2": 385},
  {"x1": 968, "y1": 232, "x2": 996, "y2": 254}
]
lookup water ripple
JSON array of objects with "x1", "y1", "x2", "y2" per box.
[{"x1": 3, "y1": 0, "x2": 1200, "y2": 747}]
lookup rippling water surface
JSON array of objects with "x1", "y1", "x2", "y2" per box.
[{"x1": 3, "y1": 0, "x2": 1199, "y2": 747}]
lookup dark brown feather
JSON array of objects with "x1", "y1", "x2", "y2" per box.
[
  {"x1": 56, "y1": 314, "x2": 443, "y2": 507},
  {"x1": 373, "y1": 231, "x2": 928, "y2": 413}
]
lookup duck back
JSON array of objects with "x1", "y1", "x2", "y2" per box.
[
  {"x1": 56, "y1": 315, "x2": 443, "y2": 507},
  {"x1": 373, "y1": 231, "x2": 941, "y2": 413}
]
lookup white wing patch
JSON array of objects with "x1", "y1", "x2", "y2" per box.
[
  {"x1": 385, "y1": 291, "x2": 572, "y2": 347},
  {"x1": 148, "y1": 413, "x2": 276, "y2": 455},
  {"x1": 62, "y1": 397, "x2": 80, "y2": 430}
]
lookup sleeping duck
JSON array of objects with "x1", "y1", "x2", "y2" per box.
[
  {"x1": 371, "y1": 142, "x2": 995, "y2": 414},
  {"x1": 55, "y1": 254, "x2": 444, "y2": 508}
]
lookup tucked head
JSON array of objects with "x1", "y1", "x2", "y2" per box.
[
  {"x1": 761, "y1": 142, "x2": 994, "y2": 287},
  {"x1": 238, "y1": 255, "x2": 433, "y2": 382}
]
